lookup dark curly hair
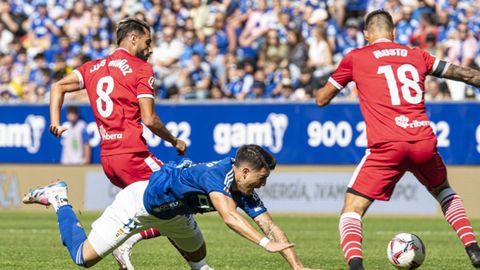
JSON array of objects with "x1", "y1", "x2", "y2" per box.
[
  {"x1": 234, "y1": 144, "x2": 276, "y2": 171},
  {"x1": 115, "y1": 17, "x2": 151, "y2": 46}
]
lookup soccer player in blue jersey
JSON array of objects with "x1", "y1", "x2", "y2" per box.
[{"x1": 23, "y1": 145, "x2": 318, "y2": 270}]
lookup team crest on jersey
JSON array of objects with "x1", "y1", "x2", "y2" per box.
[{"x1": 148, "y1": 77, "x2": 154, "y2": 89}]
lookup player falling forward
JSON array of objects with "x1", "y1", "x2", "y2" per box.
[
  {"x1": 316, "y1": 10, "x2": 480, "y2": 270},
  {"x1": 49, "y1": 18, "x2": 186, "y2": 269},
  {"x1": 23, "y1": 145, "x2": 319, "y2": 270}
]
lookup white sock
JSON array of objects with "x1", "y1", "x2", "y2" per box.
[
  {"x1": 189, "y1": 259, "x2": 210, "y2": 270},
  {"x1": 48, "y1": 194, "x2": 69, "y2": 212},
  {"x1": 125, "y1": 233, "x2": 143, "y2": 247}
]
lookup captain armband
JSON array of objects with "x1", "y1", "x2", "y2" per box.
[{"x1": 431, "y1": 60, "x2": 450, "y2": 77}]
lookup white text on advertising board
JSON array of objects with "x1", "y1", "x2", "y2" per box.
[
  {"x1": 0, "y1": 115, "x2": 45, "y2": 153},
  {"x1": 213, "y1": 113, "x2": 288, "y2": 154}
]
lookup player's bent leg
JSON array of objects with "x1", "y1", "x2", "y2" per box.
[
  {"x1": 340, "y1": 191, "x2": 374, "y2": 270},
  {"x1": 81, "y1": 240, "x2": 103, "y2": 267},
  {"x1": 168, "y1": 235, "x2": 212, "y2": 270},
  {"x1": 160, "y1": 215, "x2": 213, "y2": 270},
  {"x1": 429, "y1": 179, "x2": 480, "y2": 268}
]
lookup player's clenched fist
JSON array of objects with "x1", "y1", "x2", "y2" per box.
[
  {"x1": 174, "y1": 139, "x2": 187, "y2": 156},
  {"x1": 49, "y1": 124, "x2": 68, "y2": 137},
  {"x1": 264, "y1": 241, "x2": 295, "y2": 253}
]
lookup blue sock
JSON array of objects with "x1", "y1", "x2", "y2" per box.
[{"x1": 56, "y1": 205, "x2": 87, "y2": 266}]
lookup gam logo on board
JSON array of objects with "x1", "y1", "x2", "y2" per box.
[
  {"x1": 0, "y1": 115, "x2": 45, "y2": 154},
  {"x1": 213, "y1": 113, "x2": 289, "y2": 154}
]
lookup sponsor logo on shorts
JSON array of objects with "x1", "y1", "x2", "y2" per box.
[
  {"x1": 395, "y1": 115, "x2": 430, "y2": 129},
  {"x1": 115, "y1": 218, "x2": 141, "y2": 239},
  {"x1": 99, "y1": 125, "x2": 123, "y2": 140}
]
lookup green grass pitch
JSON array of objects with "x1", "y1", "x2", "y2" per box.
[{"x1": 0, "y1": 212, "x2": 478, "y2": 269}]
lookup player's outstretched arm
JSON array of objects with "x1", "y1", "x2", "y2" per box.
[
  {"x1": 315, "y1": 82, "x2": 341, "y2": 107},
  {"x1": 49, "y1": 72, "x2": 83, "y2": 137},
  {"x1": 209, "y1": 192, "x2": 294, "y2": 253},
  {"x1": 139, "y1": 97, "x2": 186, "y2": 155},
  {"x1": 439, "y1": 63, "x2": 480, "y2": 88},
  {"x1": 254, "y1": 212, "x2": 321, "y2": 270}
]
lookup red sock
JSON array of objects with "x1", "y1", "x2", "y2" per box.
[
  {"x1": 140, "y1": 228, "x2": 161, "y2": 239},
  {"x1": 438, "y1": 188, "x2": 477, "y2": 247},
  {"x1": 339, "y1": 212, "x2": 363, "y2": 262}
]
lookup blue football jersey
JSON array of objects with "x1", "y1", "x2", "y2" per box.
[{"x1": 143, "y1": 157, "x2": 267, "y2": 220}]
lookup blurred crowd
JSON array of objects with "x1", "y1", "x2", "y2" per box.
[{"x1": 0, "y1": 0, "x2": 479, "y2": 103}]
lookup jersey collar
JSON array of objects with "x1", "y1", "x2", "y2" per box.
[
  {"x1": 372, "y1": 38, "x2": 393, "y2": 44},
  {"x1": 115, "y1": 47, "x2": 133, "y2": 55}
]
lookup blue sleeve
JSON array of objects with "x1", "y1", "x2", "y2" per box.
[
  {"x1": 203, "y1": 171, "x2": 233, "y2": 198},
  {"x1": 233, "y1": 191, "x2": 267, "y2": 219}
]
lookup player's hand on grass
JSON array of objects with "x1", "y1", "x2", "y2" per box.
[
  {"x1": 264, "y1": 241, "x2": 294, "y2": 253},
  {"x1": 49, "y1": 125, "x2": 68, "y2": 137},
  {"x1": 174, "y1": 139, "x2": 187, "y2": 155}
]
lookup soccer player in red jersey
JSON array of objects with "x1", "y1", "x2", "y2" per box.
[
  {"x1": 316, "y1": 10, "x2": 480, "y2": 270},
  {"x1": 49, "y1": 18, "x2": 187, "y2": 269}
]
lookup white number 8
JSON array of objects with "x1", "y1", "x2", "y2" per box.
[
  {"x1": 378, "y1": 64, "x2": 422, "y2": 105},
  {"x1": 96, "y1": 76, "x2": 114, "y2": 118}
]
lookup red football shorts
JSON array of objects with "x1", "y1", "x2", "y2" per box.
[
  {"x1": 101, "y1": 152, "x2": 163, "y2": 189},
  {"x1": 348, "y1": 138, "x2": 447, "y2": 201}
]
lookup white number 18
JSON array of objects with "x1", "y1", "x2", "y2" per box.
[{"x1": 378, "y1": 64, "x2": 422, "y2": 105}]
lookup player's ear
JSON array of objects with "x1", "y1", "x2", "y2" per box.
[
  {"x1": 363, "y1": 30, "x2": 369, "y2": 42},
  {"x1": 242, "y1": 167, "x2": 250, "y2": 178},
  {"x1": 129, "y1": 32, "x2": 137, "y2": 45}
]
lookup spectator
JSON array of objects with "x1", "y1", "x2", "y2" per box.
[
  {"x1": 425, "y1": 78, "x2": 450, "y2": 101},
  {"x1": 287, "y1": 28, "x2": 308, "y2": 80},
  {"x1": 26, "y1": 1, "x2": 61, "y2": 51},
  {"x1": 181, "y1": 53, "x2": 211, "y2": 99},
  {"x1": 179, "y1": 29, "x2": 206, "y2": 67},
  {"x1": 335, "y1": 18, "x2": 365, "y2": 57},
  {"x1": 259, "y1": 29, "x2": 288, "y2": 66},
  {"x1": 64, "y1": 1, "x2": 90, "y2": 40},
  {"x1": 395, "y1": 5, "x2": 415, "y2": 45},
  {"x1": 0, "y1": 0, "x2": 26, "y2": 37},
  {"x1": 410, "y1": 12, "x2": 438, "y2": 49},
  {"x1": 295, "y1": 66, "x2": 322, "y2": 98},
  {"x1": 152, "y1": 26, "x2": 184, "y2": 89},
  {"x1": 0, "y1": 21, "x2": 13, "y2": 54},
  {"x1": 189, "y1": 0, "x2": 210, "y2": 40},
  {"x1": 60, "y1": 106, "x2": 91, "y2": 165},
  {"x1": 445, "y1": 22, "x2": 479, "y2": 100},
  {"x1": 209, "y1": 83, "x2": 227, "y2": 99},
  {"x1": 308, "y1": 27, "x2": 333, "y2": 76},
  {"x1": 247, "y1": 80, "x2": 266, "y2": 99}
]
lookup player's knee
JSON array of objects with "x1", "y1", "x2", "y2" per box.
[
  {"x1": 184, "y1": 242, "x2": 207, "y2": 262},
  {"x1": 430, "y1": 179, "x2": 451, "y2": 197}
]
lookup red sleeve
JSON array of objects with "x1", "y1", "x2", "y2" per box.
[
  {"x1": 136, "y1": 63, "x2": 155, "y2": 99},
  {"x1": 415, "y1": 48, "x2": 450, "y2": 76},
  {"x1": 416, "y1": 48, "x2": 436, "y2": 72},
  {"x1": 329, "y1": 52, "x2": 354, "y2": 90},
  {"x1": 73, "y1": 63, "x2": 88, "y2": 89}
]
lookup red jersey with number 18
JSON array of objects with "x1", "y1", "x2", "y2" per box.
[
  {"x1": 329, "y1": 39, "x2": 449, "y2": 147},
  {"x1": 74, "y1": 48, "x2": 154, "y2": 156}
]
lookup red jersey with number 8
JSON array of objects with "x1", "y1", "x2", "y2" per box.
[
  {"x1": 329, "y1": 39, "x2": 448, "y2": 147},
  {"x1": 74, "y1": 48, "x2": 154, "y2": 156}
]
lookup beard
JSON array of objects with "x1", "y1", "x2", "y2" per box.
[{"x1": 136, "y1": 50, "x2": 150, "y2": 61}]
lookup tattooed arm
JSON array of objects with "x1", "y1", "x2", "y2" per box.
[
  {"x1": 432, "y1": 61, "x2": 480, "y2": 87},
  {"x1": 254, "y1": 212, "x2": 305, "y2": 270}
]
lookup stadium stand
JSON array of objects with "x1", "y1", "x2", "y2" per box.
[{"x1": 0, "y1": 0, "x2": 478, "y2": 103}]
